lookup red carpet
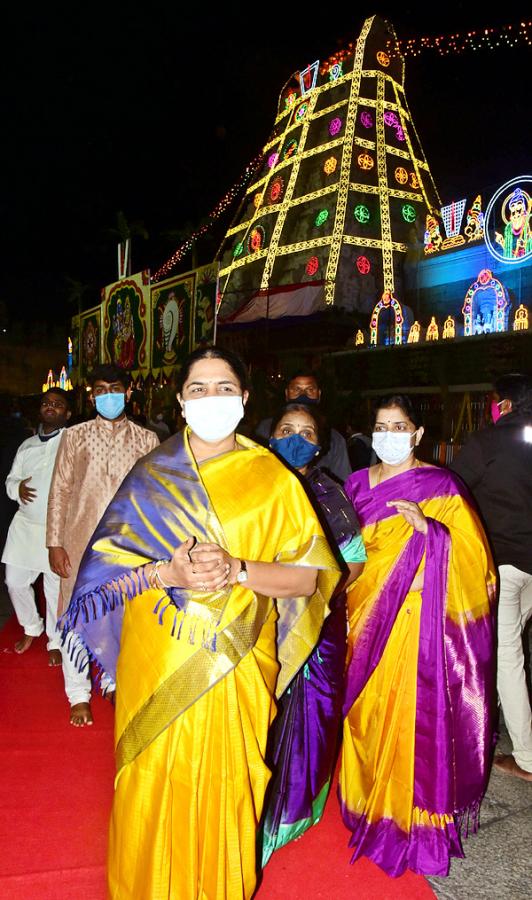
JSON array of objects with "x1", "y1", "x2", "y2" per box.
[{"x1": 0, "y1": 615, "x2": 434, "y2": 899}]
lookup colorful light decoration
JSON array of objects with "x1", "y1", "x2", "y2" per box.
[
  {"x1": 299, "y1": 61, "x2": 319, "y2": 95},
  {"x1": 329, "y1": 62, "x2": 343, "y2": 82},
  {"x1": 394, "y1": 167, "x2": 409, "y2": 185},
  {"x1": 282, "y1": 138, "x2": 298, "y2": 160},
  {"x1": 485, "y1": 176, "x2": 532, "y2": 264},
  {"x1": 295, "y1": 101, "x2": 309, "y2": 121},
  {"x1": 356, "y1": 255, "x2": 371, "y2": 274},
  {"x1": 370, "y1": 290, "x2": 403, "y2": 346},
  {"x1": 42, "y1": 367, "x2": 73, "y2": 392},
  {"x1": 355, "y1": 329, "x2": 365, "y2": 346},
  {"x1": 395, "y1": 126, "x2": 405, "y2": 141},
  {"x1": 424, "y1": 214, "x2": 443, "y2": 253},
  {"x1": 270, "y1": 176, "x2": 284, "y2": 203},
  {"x1": 407, "y1": 322, "x2": 421, "y2": 343},
  {"x1": 315, "y1": 209, "x2": 329, "y2": 227},
  {"x1": 329, "y1": 117, "x2": 343, "y2": 137},
  {"x1": 376, "y1": 50, "x2": 390, "y2": 67},
  {"x1": 354, "y1": 204, "x2": 371, "y2": 224},
  {"x1": 513, "y1": 304, "x2": 529, "y2": 330},
  {"x1": 396, "y1": 21, "x2": 532, "y2": 57},
  {"x1": 306, "y1": 256, "x2": 319, "y2": 276},
  {"x1": 268, "y1": 152, "x2": 279, "y2": 169},
  {"x1": 462, "y1": 268, "x2": 508, "y2": 335},
  {"x1": 321, "y1": 21, "x2": 532, "y2": 75},
  {"x1": 426, "y1": 317, "x2": 439, "y2": 341},
  {"x1": 285, "y1": 91, "x2": 298, "y2": 110},
  {"x1": 233, "y1": 241, "x2": 244, "y2": 258},
  {"x1": 410, "y1": 172, "x2": 419, "y2": 189},
  {"x1": 383, "y1": 111, "x2": 398, "y2": 127},
  {"x1": 402, "y1": 204, "x2": 417, "y2": 223},
  {"x1": 253, "y1": 193, "x2": 263, "y2": 208},
  {"x1": 443, "y1": 316, "x2": 456, "y2": 339},
  {"x1": 357, "y1": 152, "x2": 374, "y2": 171},
  {"x1": 323, "y1": 157, "x2": 337, "y2": 175},
  {"x1": 441, "y1": 198, "x2": 466, "y2": 249},
  {"x1": 465, "y1": 195, "x2": 484, "y2": 242},
  {"x1": 247, "y1": 226, "x2": 265, "y2": 253},
  {"x1": 360, "y1": 111, "x2": 373, "y2": 129}
]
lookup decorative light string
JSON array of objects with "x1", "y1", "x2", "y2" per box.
[
  {"x1": 322, "y1": 20, "x2": 532, "y2": 72},
  {"x1": 152, "y1": 152, "x2": 263, "y2": 282}
]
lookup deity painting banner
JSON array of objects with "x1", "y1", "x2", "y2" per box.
[
  {"x1": 150, "y1": 263, "x2": 218, "y2": 377},
  {"x1": 79, "y1": 306, "x2": 102, "y2": 380},
  {"x1": 102, "y1": 270, "x2": 151, "y2": 377},
  {"x1": 485, "y1": 176, "x2": 532, "y2": 265}
]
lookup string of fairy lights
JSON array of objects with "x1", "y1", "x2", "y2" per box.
[
  {"x1": 151, "y1": 152, "x2": 263, "y2": 282},
  {"x1": 154, "y1": 20, "x2": 531, "y2": 281}
]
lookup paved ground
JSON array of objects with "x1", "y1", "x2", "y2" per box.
[{"x1": 1, "y1": 578, "x2": 530, "y2": 898}]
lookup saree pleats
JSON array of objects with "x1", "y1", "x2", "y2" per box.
[
  {"x1": 109, "y1": 606, "x2": 279, "y2": 900},
  {"x1": 340, "y1": 467, "x2": 496, "y2": 877}
]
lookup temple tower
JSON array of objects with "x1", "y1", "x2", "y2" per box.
[{"x1": 217, "y1": 16, "x2": 440, "y2": 323}]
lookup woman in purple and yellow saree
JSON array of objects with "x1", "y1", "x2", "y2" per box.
[
  {"x1": 339, "y1": 394, "x2": 497, "y2": 878},
  {"x1": 60, "y1": 348, "x2": 340, "y2": 900}
]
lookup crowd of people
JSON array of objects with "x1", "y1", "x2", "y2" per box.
[{"x1": 1, "y1": 351, "x2": 531, "y2": 899}]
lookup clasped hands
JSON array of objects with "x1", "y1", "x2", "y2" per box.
[{"x1": 158, "y1": 538, "x2": 240, "y2": 593}]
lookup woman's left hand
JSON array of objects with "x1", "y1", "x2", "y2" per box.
[
  {"x1": 387, "y1": 499, "x2": 428, "y2": 534},
  {"x1": 189, "y1": 542, "x2": 239, "y2": 587}
]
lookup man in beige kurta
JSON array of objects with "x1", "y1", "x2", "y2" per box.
[{"x1": 47, "y1": 365, "x2": 159, "y2": 726}]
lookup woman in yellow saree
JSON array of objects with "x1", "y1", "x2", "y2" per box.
[
  {"x1": 339, "y1": 394, "x2": 496, "y2": 877},
  {"x1": 60, "y1": 347, "x2": 340, "y2": 900}
]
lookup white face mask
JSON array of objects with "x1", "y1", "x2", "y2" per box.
[
  {"x1": 372, "y1": 430, "x2": 417, "y2": 466},
  {"x1": 183, "y1": 395, "x2": 244, "y2": 442}
]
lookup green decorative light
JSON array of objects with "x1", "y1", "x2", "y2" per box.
[
  {"x1": 402, "y1": 204, "x2": 417, "y2": 223},
  {"x1": 354, "y1": 204, "x2": 371, "y2": 224},
  {"x1": 233, "y1": 241, "x2": 244, "y2": 258},
  {"x1": 315, "y1": 209, "x2": 329, "y2": 227}
]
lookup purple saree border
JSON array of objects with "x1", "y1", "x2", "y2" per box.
[
  {"x1": 339, "y1": 796, "x2": 465, "y2": 878},
  {"x1": 344, "y1": 467, "x2": 471, "y2": 528}
]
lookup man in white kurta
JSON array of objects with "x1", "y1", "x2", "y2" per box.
[
  {"x1": 2, "y1": 389, "x2": 71, "y2": 664},
  {"x1": 47, "y1": 364, "x2": 159, "y2": 726}
]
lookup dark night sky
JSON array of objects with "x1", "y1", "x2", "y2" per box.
[{"x1": 2, "y1": 6, "x2": 531, "y2": 328}]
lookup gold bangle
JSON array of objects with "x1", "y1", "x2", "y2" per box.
[
  {"x1": 149, "y1": 559, "x2": 172, "y2": 590},
  {"x1": 154, "y1": 559, "x2": 173, "y2": 589}
]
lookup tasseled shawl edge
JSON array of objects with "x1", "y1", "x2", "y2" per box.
[{"x1": 59, "y1": 565, "x2": 151, "y2": 637}]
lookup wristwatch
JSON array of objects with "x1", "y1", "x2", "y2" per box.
[{"x1": 236, "y1": 559, "x2": 248, "y2": 584}]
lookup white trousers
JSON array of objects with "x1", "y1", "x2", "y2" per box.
[
  {"x1": 497, "y1": 564, "x2": 532, "y2": 772},
  {"x1": 4, "y1": 564, "x2": 91, "y2": 707}
]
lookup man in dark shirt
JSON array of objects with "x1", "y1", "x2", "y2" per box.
[
  {"x1": 255, "y1": 371, "x2": 351, "y2": 483},
  {"x1": 451, "y1": 374, "x2": 532, "y2": 781}
]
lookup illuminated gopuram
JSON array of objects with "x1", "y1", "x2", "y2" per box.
[{"x1": 217, "y1": 15, "x2": 440, "y2": 323}]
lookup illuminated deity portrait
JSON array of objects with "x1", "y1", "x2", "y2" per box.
[{"x1": 495, "y1": 187, "x2": 532, "y2": 259}]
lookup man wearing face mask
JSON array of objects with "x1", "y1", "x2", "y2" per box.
[
  {"x1": 451, "y1": 373, "x2": 532, "y2": 782},
  {"x1": 255, "y1": 371, "x2": 351, "y2": 482},
  {"x1": 46, "y1": 364, "x2": 159, "y2": 726}
]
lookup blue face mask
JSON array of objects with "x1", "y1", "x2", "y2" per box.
[
  {"x1": 270, "y1": 433, "x2": 321, "y2": 469},
  {"x1": 95, "y1": 392, "x2": 126, "y2": 420}
]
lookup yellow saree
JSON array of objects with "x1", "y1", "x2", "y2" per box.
[{"x1": 62, "y1": 430, "x2": 339, "y2": 900}]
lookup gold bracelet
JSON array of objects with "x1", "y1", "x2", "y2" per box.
[
  {"x1": 154, "y1": 559, "x2": 173, "y2": 589},
  {"x1": 149, "y1": 559, "x2": 172, "y2": 590}
]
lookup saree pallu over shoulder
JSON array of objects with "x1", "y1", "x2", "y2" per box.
[
  {"x1": 340, "y1": 466, "x2": 496, "y2": 877},
  {"x1": 61, "y1": 430, "x2": 340, "y2": 772}
]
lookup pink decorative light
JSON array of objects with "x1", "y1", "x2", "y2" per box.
[{"x1": 329, "y1": 117, "x2": 342, "y2": 136}]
